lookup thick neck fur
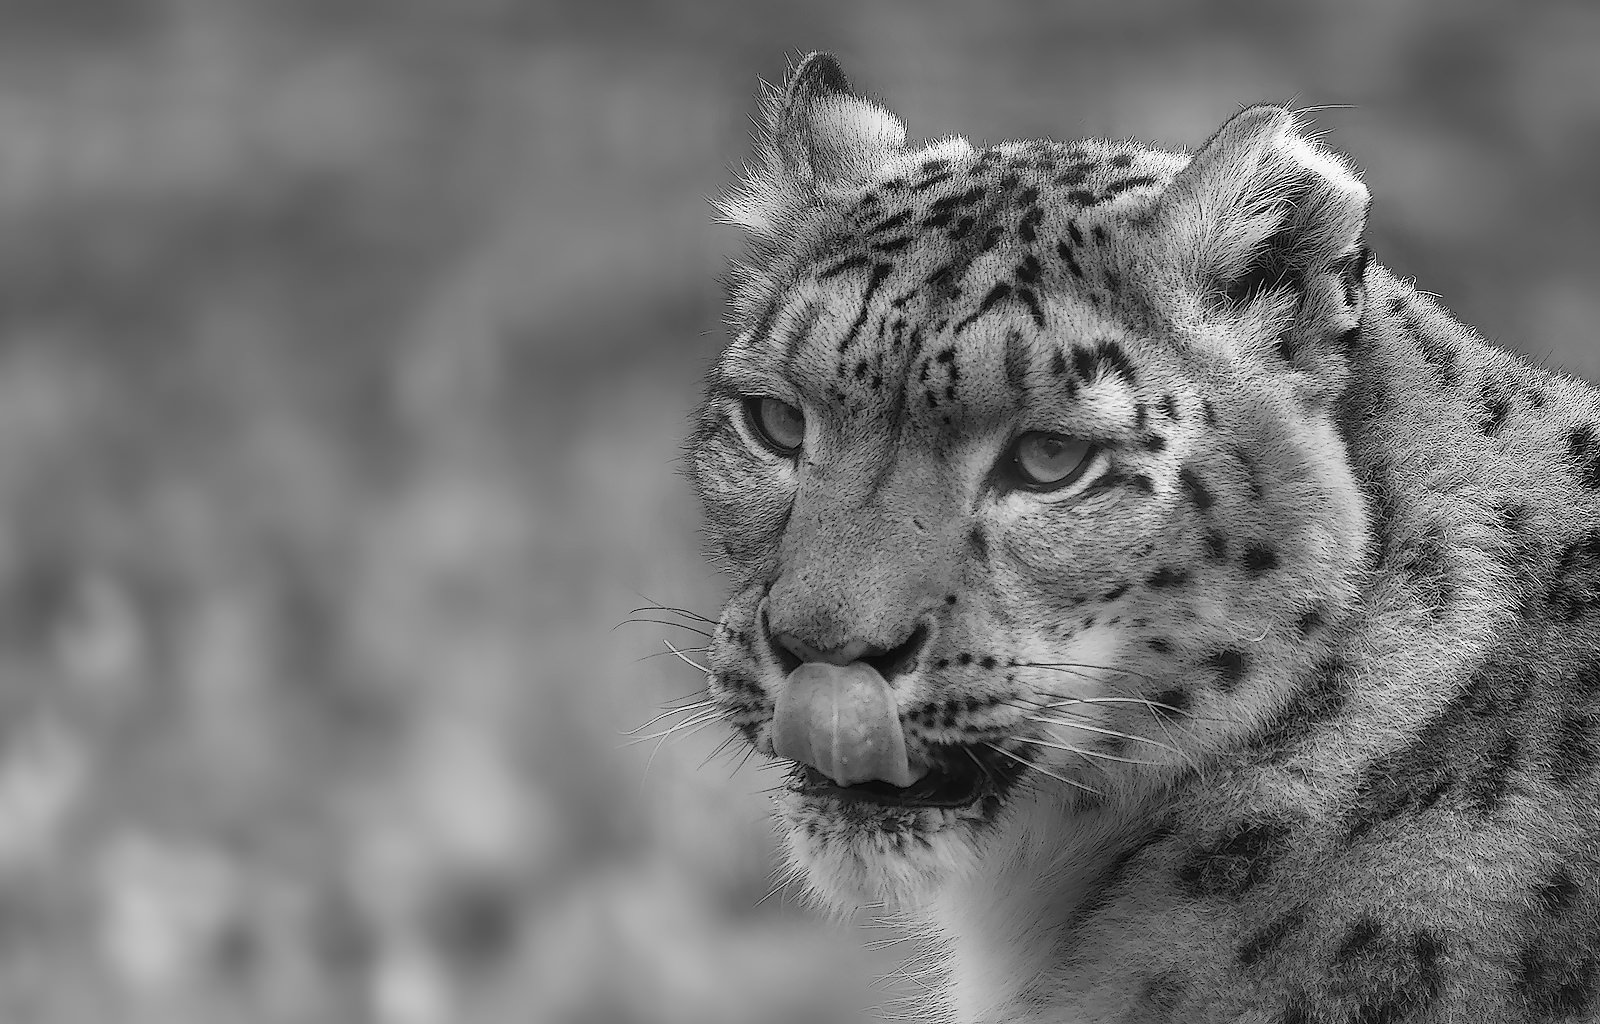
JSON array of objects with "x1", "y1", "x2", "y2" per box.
[{"x1": 922, "y1": 260, "x2": 1596, "y2": 1023}]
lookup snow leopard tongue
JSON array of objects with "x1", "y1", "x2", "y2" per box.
[{"x1": 771, "y1": 662, "x2": 927, "y2": 788}]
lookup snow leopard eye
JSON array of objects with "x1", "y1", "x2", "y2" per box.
[
  {"x1": 1004, "y1": 432, "x2": 1094, "y2": 490},
  {"x1": 742, "y1": 397, "x2": 806, "y2": 456}
]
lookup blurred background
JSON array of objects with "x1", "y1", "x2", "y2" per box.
[{"x1": 0, "y1": 1, "x2": 1595, "y2": 1021}]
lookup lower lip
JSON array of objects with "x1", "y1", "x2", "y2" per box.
[{"x1": 791, "y1": 762, "x2": 989, "y2": 809}]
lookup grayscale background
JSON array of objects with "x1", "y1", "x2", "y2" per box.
[{"x1": 0, "y1": 2, "x2": 1595, "y2": 1022}]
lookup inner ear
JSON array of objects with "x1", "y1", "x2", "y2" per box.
[
  {"x1": 718, "y1": 53, "x2": 908, "y2": 239},
  {"x1": 1219, "y1": 223, "x2": 1304, "y2": 307},
  {"x1": 773, "y1": 53, "x2": 907, "y2": 192},
  {"x1": 1216, "y1": 162, "x2": 1362, "y2": 309},
  {"x1": 1156, "y1": 105, "x2": 1370, "y2": 309},
  {"x1": 773, "y1": 53, "x2": 854, "y2": 184}
]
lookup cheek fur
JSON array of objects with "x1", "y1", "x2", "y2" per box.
[{"x1": 696, "y1": 451, "x2": 796, "y2": 566}]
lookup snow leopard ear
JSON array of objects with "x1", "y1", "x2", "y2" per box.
[
  {"x1": 1156, "y1": 105, "x2": 1369, "y2": 305},
  {"x1": 718, "y1": 53, "x2": 907, "y2": 237}
]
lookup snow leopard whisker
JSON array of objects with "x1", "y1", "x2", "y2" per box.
[
  {"x1": 627, "y1": 603, "x2": 718, "y2": 624},
  {"x1": 964, "y1": 745, "x2": 1005, "y2": 788},
  {"x1": 1023, "y1": 697, "x2": 1231, "y2": 732},
  {"x1": 1017, "y1": 731, "x2": 1166, "y2": 767},
  {"x1": 729, "y1": 745, "x2": 759, "y2": 775},
  {"x1": 1028, "y1": 724, "x2": 1182, "y2": 764},
  {"x1": 657, "y1": 638, "x2": 711, "y2": 673},
  {"x1": 620, "y1": 707, "x2": 723, "y2": 746},
  {"x1": 1019, "y1": 711, "x2": 1181, "y2": 752},
  {"x1": 1019, "y1": 706, "x2": 1206, "y2": 759},
  {"x1": 1010, "y1": 696, "x2": 1181, "y2": 726},
  {"x1": 1016, "y1": 689, "x2": 1233, "y2": 727},
  {"x1": 634, "y1": 645, "x2": 711, "y2": 664},
  {"x1": 699, "y1": 732, "x2": 742, "y2": 769},
  {"x1": 612, "y1": 616, "x2": 715, "y2": 639},
  {"x1": 1027, "y1": 709, "x2": 1205, "y2": 762},
  {"x1": 1013, "y1": 660, "x2": 1159, "y2": 684},
  {"x1": 1011, "y1": 664, "x2": 1097, "y2": 684},
  {"x1": 755, "y1": 858, "x2": 810, "y2": 908},
  {"x1": 754, "y1": 875, "x2": 797, "y2": 908},
  {"x1": 984, "y1": 742, "x2": 1103, "y2": 797},
  {"x1": 636, "y1": 707, "x2": 728, "y2": 788},
  {"x1": 1016, "y1": 694, "x2": 1184, "y2": 714},
  {"x1": 621, "y1": 699, "x2": 716, "y2": 736},
  {"x1": 661, "y1": 683, "x2": 712, "y2": 704}
]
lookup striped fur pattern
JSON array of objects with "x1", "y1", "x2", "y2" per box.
[{"x1": 689, "y1": 53, "x2": 1600, "y2": 1023}]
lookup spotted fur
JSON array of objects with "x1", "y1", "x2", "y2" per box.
[{"x1": 689, "y1": 53, "x2": 1600, "y2": 1023}]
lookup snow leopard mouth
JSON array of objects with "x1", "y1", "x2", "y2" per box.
[{"x1": 788, "y1": 744, "x2": 998, "y2": 810}]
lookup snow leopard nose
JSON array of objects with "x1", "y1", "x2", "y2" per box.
[{"x1": 769, "y1": 621, "x2": 930, "y2": 682}]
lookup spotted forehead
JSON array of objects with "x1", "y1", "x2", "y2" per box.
[
  {"x1": 726, "y1": 139, "x2": 1190, "y2": 430},
  {"x1": 834, "y1": 142, "x2": 1180, "y2": 327},
  {"x1": 843, "y1": 138, "x2": 1185, "y2": 251}
]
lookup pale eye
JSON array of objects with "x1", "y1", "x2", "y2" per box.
[
  {"x1": 1006, "y1": 432, "x2": 1093, "y2": 490},
  {"x1": 742, "y1": 397, "x2": 806, "y2": 456}
]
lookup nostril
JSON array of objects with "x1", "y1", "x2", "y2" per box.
[
  {"x1": 766, "y1": 622, "x2": 931, "y2": 681},
  {"x1": 771, "y1": 632, "x2": 872, "y2": 669},
  {"x1": 861, "y1": 623, "x2": 929, "y2": 682},
  {"x1": 768, "y1": 632, "x2": 809, "y2": 673}
]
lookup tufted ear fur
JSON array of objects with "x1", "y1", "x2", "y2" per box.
[
  {"x1": 1157, "y1": 105, "x2": 1369, "y2": 306},
  {"x1": 718, "y1": 53, "x2": 907, "y2": 238}
]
